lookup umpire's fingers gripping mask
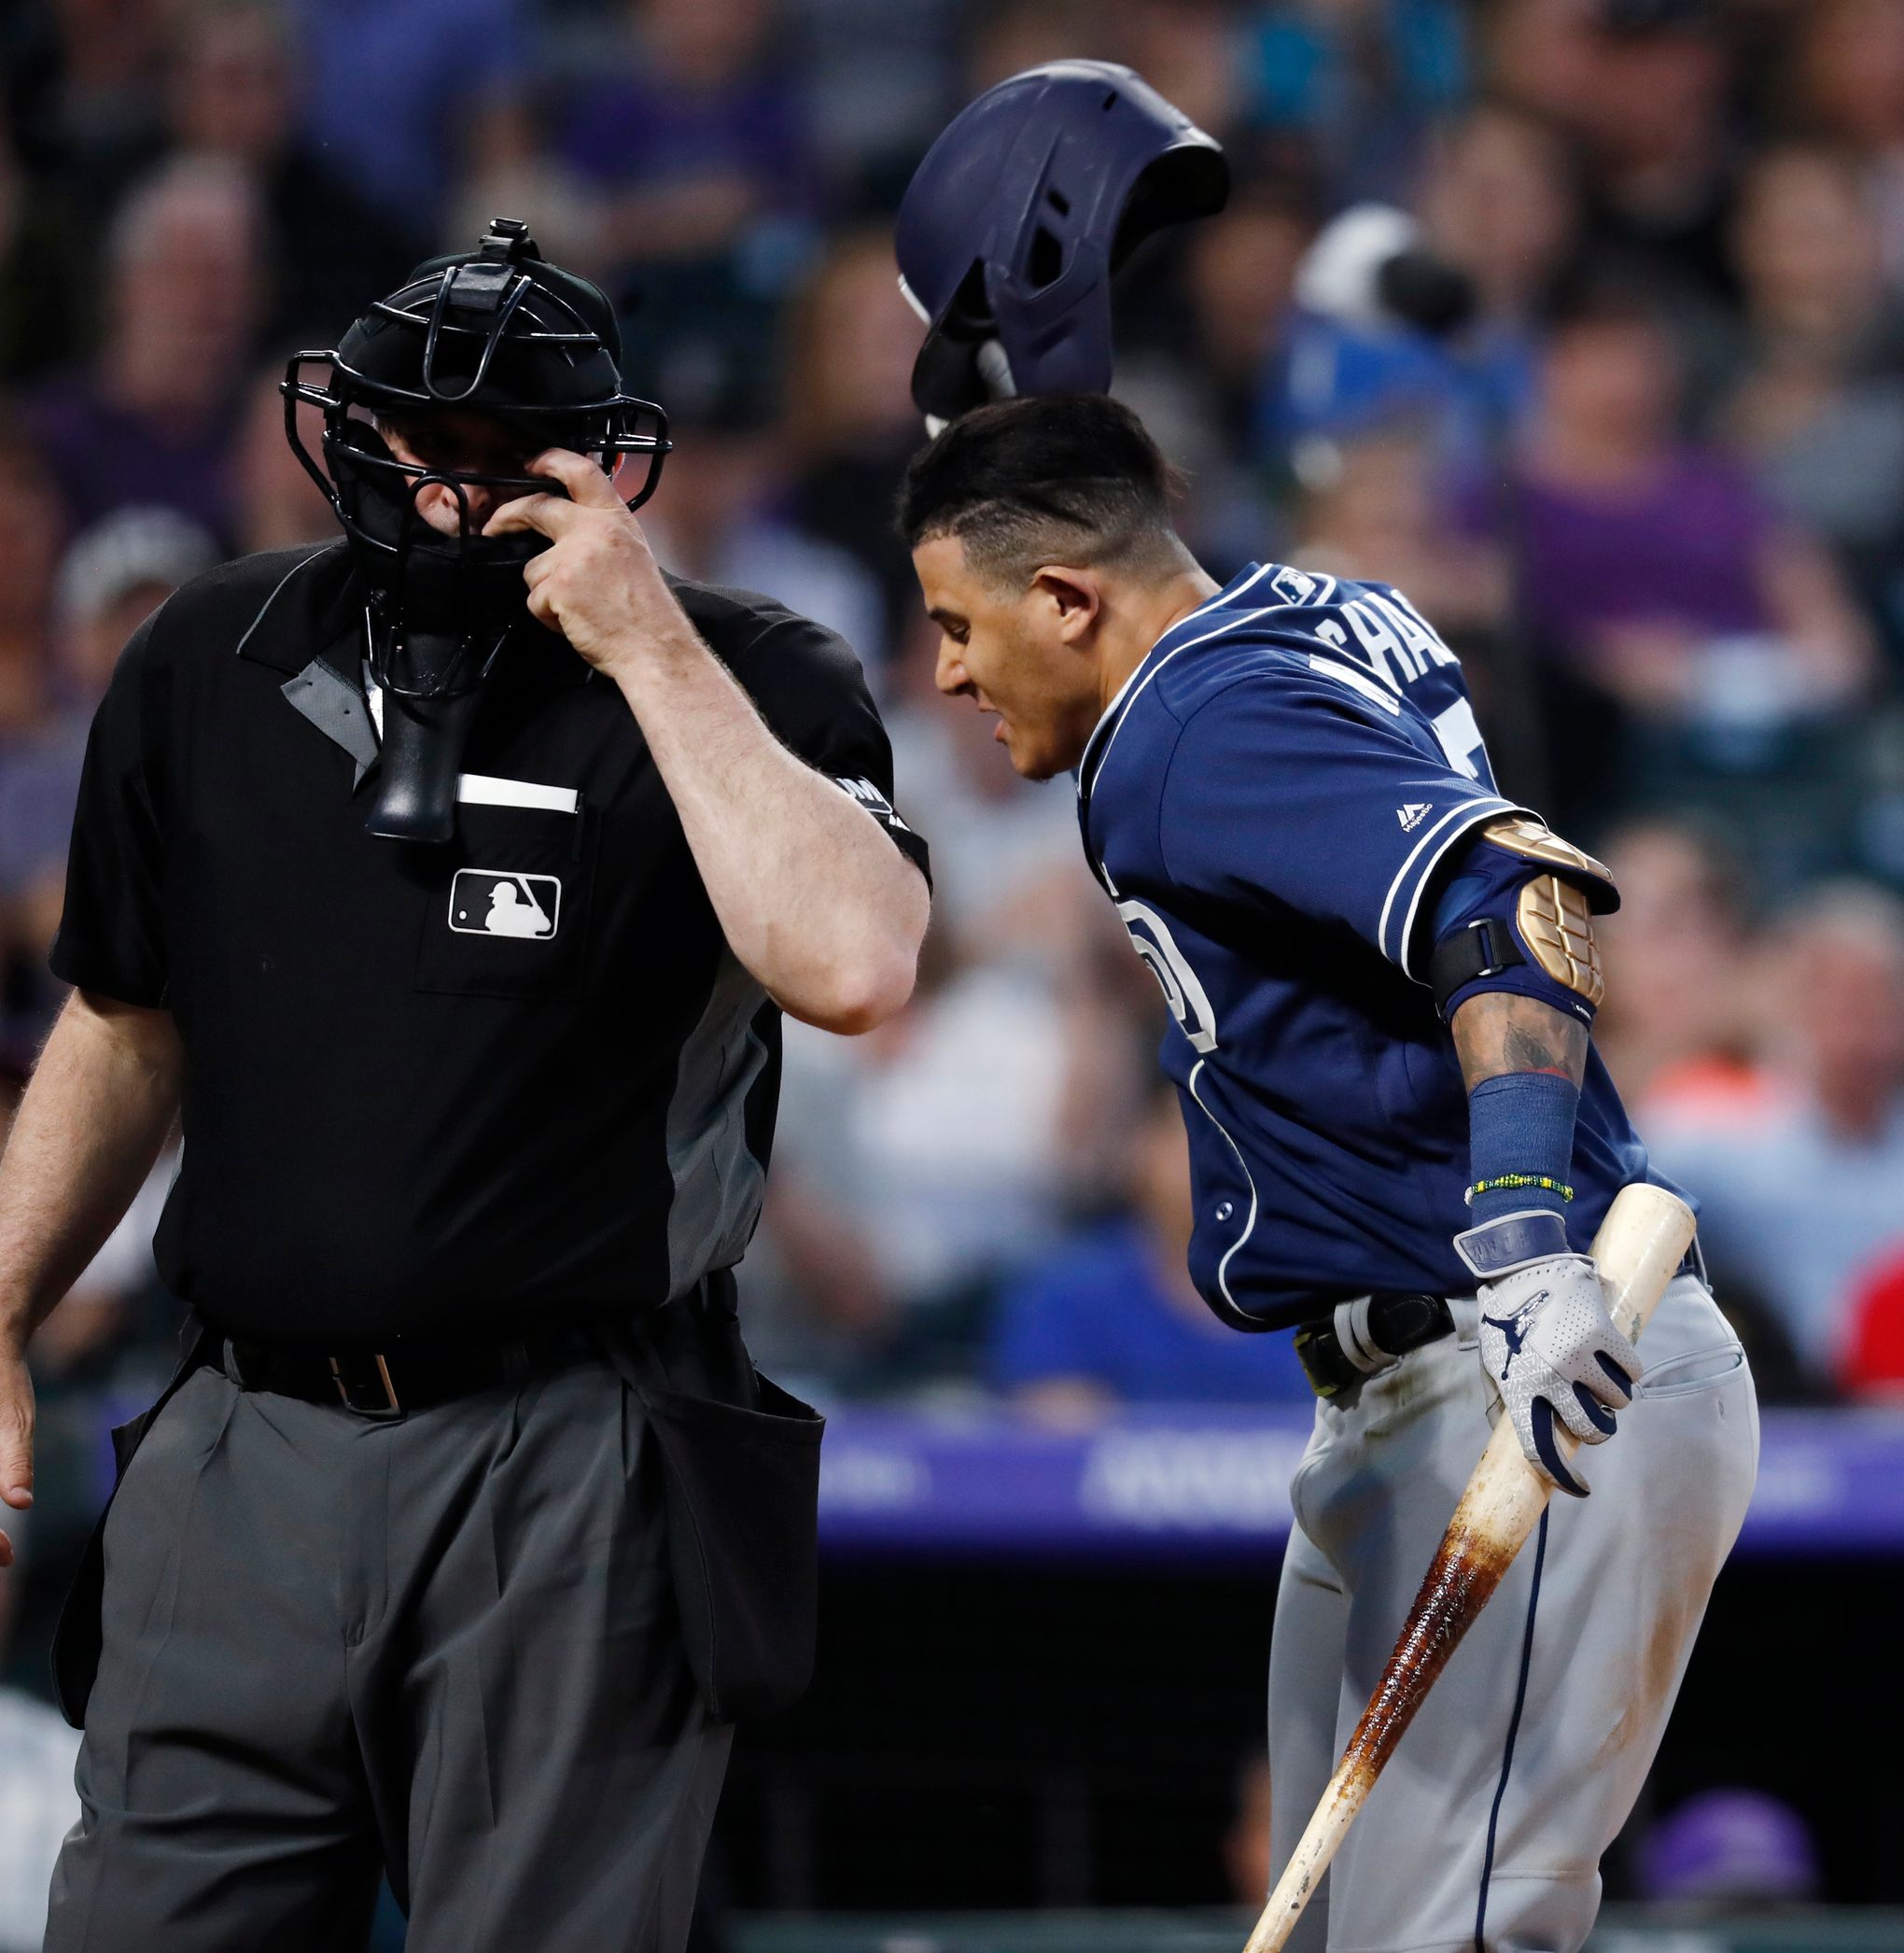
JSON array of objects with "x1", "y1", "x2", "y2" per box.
[
  {"x1": 282, "y1": 218, "x2": 670, "y2": 843},
  {"x1": 895, "y1": 60, "x2": 1229, "y2": 428}
]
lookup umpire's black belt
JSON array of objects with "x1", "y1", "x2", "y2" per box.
[
  {"x1": 1294, "y1": 1293, "x2": 1456, "y2": 1400},
  {"x1": 219, "y1": 1322, "x2": 599, "y2": 1419}
]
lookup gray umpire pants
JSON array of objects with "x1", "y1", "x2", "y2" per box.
[
  {"x1": 1267, "y1": 1274, "x2": 1759, "y2": 1953},
  {"x1": 43, "y1": 1344, "x2": 731, "y2": 1953}
]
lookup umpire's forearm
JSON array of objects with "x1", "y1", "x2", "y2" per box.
[
  {"x1": 0, "y1": 990, "x2": 182, "y2": 1354},
  {"x1": 609, "y1": 627, "x2": 928, "y2": 1034}
]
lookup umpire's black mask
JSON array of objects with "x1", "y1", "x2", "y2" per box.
[{"x1": 283, "y1": 218, "x2": 670, "y2": 843}]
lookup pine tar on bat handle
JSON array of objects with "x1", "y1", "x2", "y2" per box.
[{"x1": 1241, "y1": 1182, "x2": 1698, "y2": 1953}]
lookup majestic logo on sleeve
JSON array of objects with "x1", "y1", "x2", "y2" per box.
[
  {"x1": 1117, "y1": 900, "x2": 1218, "y2": 1052},
  {"x1": 1396, "y1": 803, "x2": 1431, "y2": 832},
  {"x1": 449, "y1": 870, "x2": 561, "y2": 939}
]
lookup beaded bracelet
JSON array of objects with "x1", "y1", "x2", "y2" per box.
[{"x1": 1464, "y1": 1173, "x2": 1575, "y2": 1207}]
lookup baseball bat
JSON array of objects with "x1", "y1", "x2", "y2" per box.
[{"x1": 1241, "y1": 1181, "x2": 1697, "y2": 1953}]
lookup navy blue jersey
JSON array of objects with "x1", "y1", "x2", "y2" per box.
[{"x1": 1077, "y1": 561, "x2": 1660, "y2": 1328}]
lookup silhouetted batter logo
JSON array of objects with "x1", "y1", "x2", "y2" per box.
[
  {"x1": 1483, "y1": 1290, "x2": 1547, "y2": 1378},
  {"x1": 448, "y1": 870, "x2": 561, "y2": 940}
]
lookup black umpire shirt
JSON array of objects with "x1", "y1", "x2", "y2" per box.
[{"x1": 50, "y1": 541, "x2": 929, "y2": 1346}]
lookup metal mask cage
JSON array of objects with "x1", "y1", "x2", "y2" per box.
[
  {"x1": 282, "y1": 358, "x2": 669, "y2": 706},
  {"x1": 281, "y1": 352, "x2": 673, "y2": 526},
  {"x1": 354, "y1": 468, "x2": 512, "y2": 704}
]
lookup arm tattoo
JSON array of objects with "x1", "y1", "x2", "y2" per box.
[{"x1": 1450, "y1": 991, "x2": 1589, "y2": 1093}]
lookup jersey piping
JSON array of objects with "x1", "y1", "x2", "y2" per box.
[
  {"x1": 1378, "y1": 795, "x2": 1524, "y2": 975},
  {"x1": 1075, "y1": 561, "x2": 1324, "y2": 800},
  {"x1": 1078, "y1": 602, "x2": 1292, "y2": 817},
  {"x1": 1186, "y1": 1058, "x2": 1265, "y2": 1329}
]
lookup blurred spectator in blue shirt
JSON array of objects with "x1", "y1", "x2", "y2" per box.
[
  {"x1": 1270, "y1": 103, "x2": 1580, "y2": 471},
  {"x1": 23, "y1": 154, "x2": 261, "y2": 550},
  {"x1": 284, "y1": 0, "x2": 531, "y2": 236},
  {"x1": 991, "y1": 1076, "x2": 1315, "y2": 1417},
  {"x1": 1243, "y1": 0, "x2": 1469, "y2": 207}
]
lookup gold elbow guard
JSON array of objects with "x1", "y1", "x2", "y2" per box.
[
  {"x1": 1518, "y1": 874, "x2": 1604, "y2": 1007},
  {"x1": 1479, "y1": 815, "x2": 1616, "y2": 895}
]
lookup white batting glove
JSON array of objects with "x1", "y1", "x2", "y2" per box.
[{"x1": 1454, "y1": 1210, "x2": 1643, "y2": 1498}]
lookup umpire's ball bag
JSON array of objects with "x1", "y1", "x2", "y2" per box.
[{"x1": 600, "y1": 1270, "x2": 826, "y2": 1723}]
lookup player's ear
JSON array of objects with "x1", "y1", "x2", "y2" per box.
[{"x1": 1030, "y1": 567, "x2": 1100, "y2": 643}]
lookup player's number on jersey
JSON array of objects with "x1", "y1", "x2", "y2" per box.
[
  {"x1": 1117, "y1": 900, "x2": 1219, "y2": 1053},
  {"x1": 1431, "y1": 698, "x2": 1486, "y2": 780}
]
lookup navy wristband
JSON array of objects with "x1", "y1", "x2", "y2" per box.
[{"x1": 1466, "y1": 1070, "x2": 1579, "y2": 1227}]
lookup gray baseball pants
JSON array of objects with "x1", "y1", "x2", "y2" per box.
[
  {"x1": 43, "y1": 1347, "x2": 731, "y2": 1953},
  {"x1": 1267, "y1": 1273, "x2": 1758, "y2": 1953}
]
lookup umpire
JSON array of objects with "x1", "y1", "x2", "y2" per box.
[{"x1": 0, "y1": 219, "x2": 930, "y2": 1951}]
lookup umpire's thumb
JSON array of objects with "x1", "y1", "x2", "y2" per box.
[{"x1": 0, "y1": 1355, "x2": 35, "y2": 1567}]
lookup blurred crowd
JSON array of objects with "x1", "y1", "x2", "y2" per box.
[
  {"x1": 5, "y1": 0, "x2": 1904, "y2": 1932},
  {"x1": 6, "y1": 0, "x2": 1904, "y2": 1660}
]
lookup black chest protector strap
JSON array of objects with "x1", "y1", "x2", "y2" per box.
[{"x1": 1429, "y1": 915, "x2": 1526, "y2": 1017}]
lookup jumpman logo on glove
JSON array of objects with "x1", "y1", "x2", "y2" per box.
[{"x1": 1481, "y1": 1290, "x2": 1548, "y2": 1378}]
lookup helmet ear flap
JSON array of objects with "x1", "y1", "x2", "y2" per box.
[{"x1": 907, "y1": 264, "x2": 1001, "y2": 423}]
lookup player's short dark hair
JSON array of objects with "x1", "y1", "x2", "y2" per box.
[{"x1": 897, "y1": 394, "x2": 1186, "y2": 589}]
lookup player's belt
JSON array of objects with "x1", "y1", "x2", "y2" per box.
[{"x1": 1293, "y1": 1293, "x2": 1455, "y2": 1400}]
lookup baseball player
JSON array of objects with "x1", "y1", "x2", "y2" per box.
[
  {"x1": 892, "y1": 67, "x2": 1757, "y2": 1947},
  {"x1": 899, "y1": 387, "x2": 1758, "y2": 1950}
]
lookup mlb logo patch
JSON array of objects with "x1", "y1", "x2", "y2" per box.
[{"x1": 449, "y1": 870, "x2": 561, "y2": 940}]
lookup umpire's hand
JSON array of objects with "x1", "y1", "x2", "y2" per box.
[
  {"x1": 483, "y1": 448, "x2": 680, "y2": 674},
  {"x1": 0, "y1": 1347, "x2": 33, "y2": 1567}
]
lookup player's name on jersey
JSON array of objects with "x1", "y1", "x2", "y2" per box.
[{"x1": 1307, "y1": 585, "x2": 1461, "y2": 710}]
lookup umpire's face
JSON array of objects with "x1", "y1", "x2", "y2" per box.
[
  {"x1": 377, "y1": 409, "x2": 549, "y2": 538},
  {"x1": 915, "y1": 532, "x2": 1104, "y2": 782}
]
